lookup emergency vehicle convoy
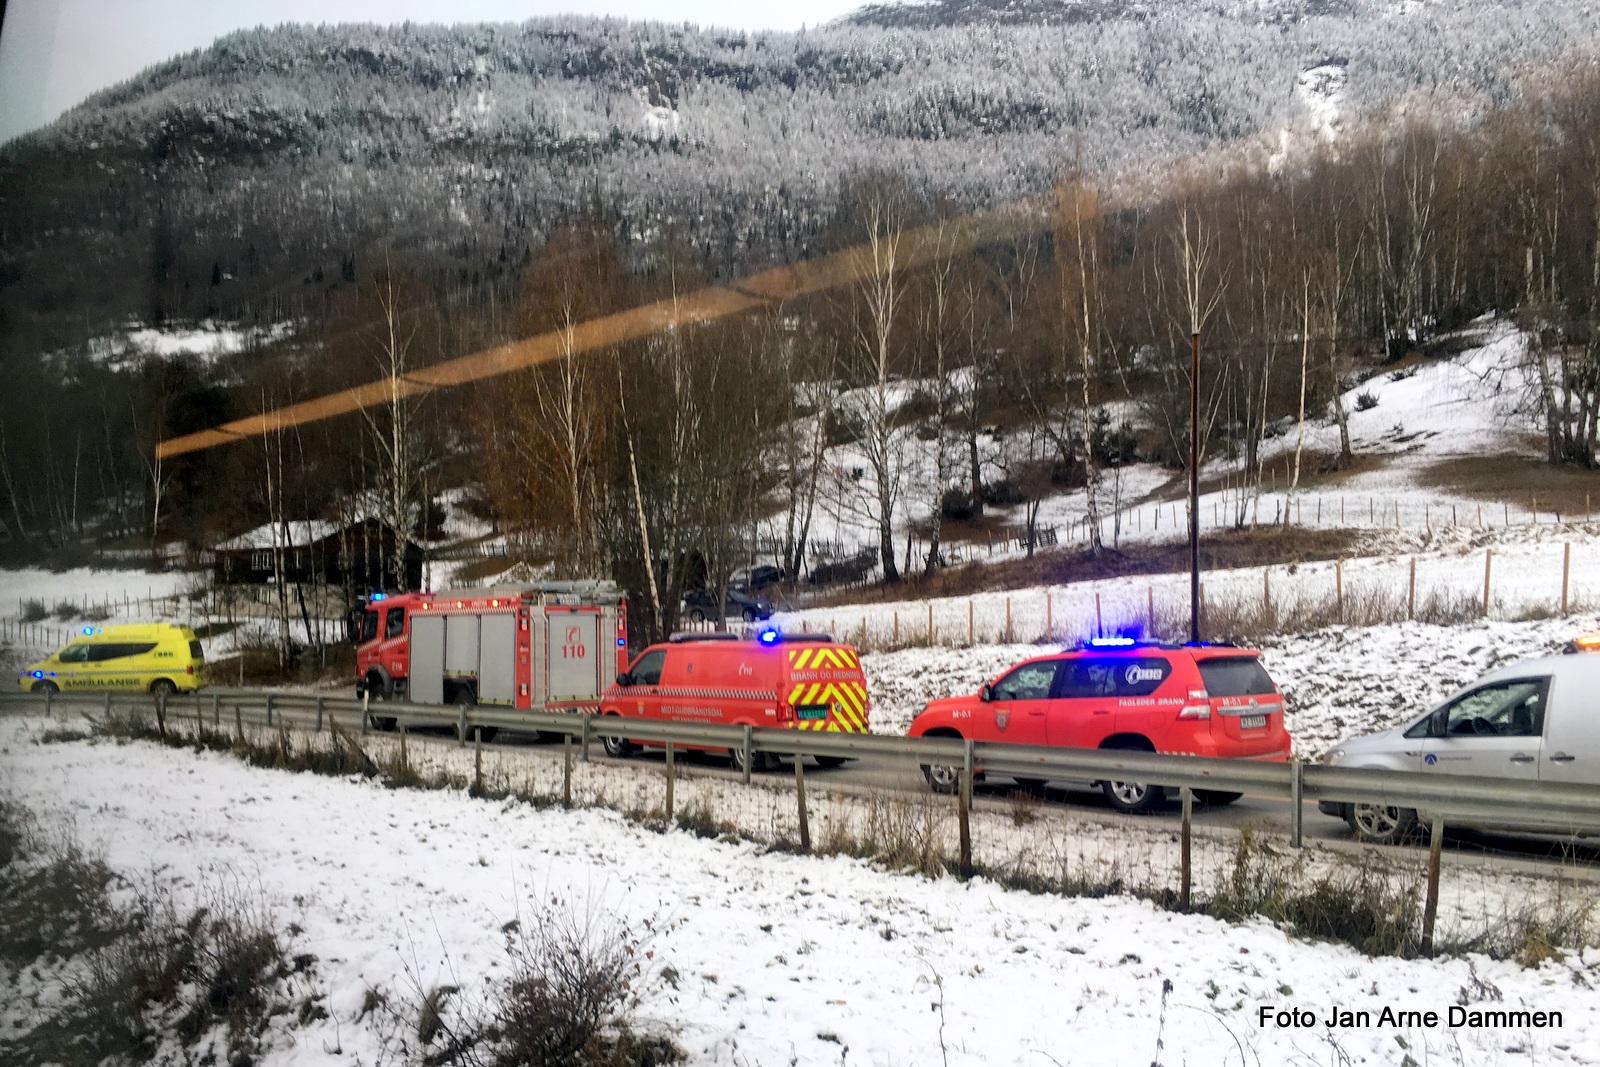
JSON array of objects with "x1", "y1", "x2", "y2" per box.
[
  {"x1": 600, "y1": 630, "x2": 871, "y2": 772},
  {"x1": 351, "y1": 581, "x2": 628, "y2": 732},
  {"x1": 908, "y1": 637, "x2": 1292, "y2": 813}
]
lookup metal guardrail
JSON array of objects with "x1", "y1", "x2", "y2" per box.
[
  {"x1": 6, "y1": 688, "x2": 1600, "y2": 837},
  {"x1": 9, "y1": 686, "x2": 1599, "y2": 952}
]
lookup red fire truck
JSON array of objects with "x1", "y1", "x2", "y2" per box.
[{"x1": 352, "y1": 581, "x2": 628, "y2": 730}]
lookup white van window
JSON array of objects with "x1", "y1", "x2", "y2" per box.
[{"x1": 1437, "y1": 679, "x2": 1547, "y2": 738}]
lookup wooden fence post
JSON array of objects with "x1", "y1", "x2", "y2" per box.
[
  {"x1": 665, "y1": 741, "x2": 675, "y2": 823},
  {"x1": 927, "y1": 601, "x2": 934, "y2": 646},
  {"x1": 1262, "y1": 569, "x2": 1272, "y2": 628},
  {"x1": 1179, "y1": 786, "x2": 1193, "y2": 910},
  {"x1": 1483, "y1": 549, "x2": 1493, "y2": 617},
  {"x1": 968, "y1": 599, "x2": 974, "y2": 645},
  {"x1": 958, "y1": 739, "x2": 974, "y2": 880},
  {"x1": 1408, "y1": 557, "x2": 1416, "y2": 621},
  {"x1": 1335, "y1": 559, "x2": 1344, "y2": 621},
  {"x1": 1005, "y1": 597, "x2": 1013, "y2": 643},
  {"x1": 1421, "y1": 816, "x2": 1445, "y2": 955},
  {"x1": 794, "y1": 753, "x2": 810, "y2": 853},
  {"x1": 563, "y1": 734, "x2": 573, "y2": 808},
  {"x1": 1094, "y1": 593, "x2": 1103, "y2": 637},
  {"x1": 1045, "y1": 594, "x2": 1052, "y2": 642},
  {"x1": 1562, "y1": 543, "x2": 1572, "y2": 615},
  {"x1": 1147, "y1": 585, "x2": 1155, "y2": 632}
]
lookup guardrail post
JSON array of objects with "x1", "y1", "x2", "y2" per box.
[
  {"x1": 315, "y1": 696, "x2": 324, "y2": 734},
  {"x1": 1180, "y1": 786, "x2": 1193, "y2": 910},
  {"x1": 741, "y1": 725, "x2": 753, "y2": 785},
  {"x1": 265, "y1": 694, "x2": 274, "y2": 728},
  {"x1": 580, "y1": 714, "x2": 591, "y2": 763},
  {"x1": 456, "y1": 705, "x2": 467, "y2": 747},
  {"x1": 1290, "y1": 760, "x2": 1304, "y2": 849},
  {"x1": 664, "y1": 741, "x2": 676, "y2": 823},
  {"x1": 361, "y1": 690, "x2": 369, "y2": 735},
  {"x1": 398, "y1": 721, "x2": 408, "y2": 772},
  {"x1": 103, "y1": 692, "x2": 111, "y2": 721},
  {"x1": 234, "y1": 704, "x2": 243, "y2": 742},
  {"x1": 44, "y1": 687, "x2": 53, "y2": 718},
  {"x1": 212, "y1": 692, "x2": 220, "y2": 727},
  {"x1": 156, "y1": 693, "x2": 167, "y2": 742},
  {"x1": 1422, "y1": 816, "x2": 1445, "y2": 955},
  {"x1": 562, "y1": 734, "x2": 574, "y2": 808},
  {"x1": 794, "y1": 751, "x2": 811, "y2": 853}
]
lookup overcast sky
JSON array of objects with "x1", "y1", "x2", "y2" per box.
[{"x1": 0, "y1": 0, "x2": 867, "y2": 143}]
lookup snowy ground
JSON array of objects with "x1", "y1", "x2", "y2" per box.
[{"x1": 3, "y1": 716, "x2": 1598, "y2": 1067}]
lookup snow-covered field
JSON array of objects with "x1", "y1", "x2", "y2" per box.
[{"x1": 3, "y1": 717, "x2": 1598, "y2": 1067}]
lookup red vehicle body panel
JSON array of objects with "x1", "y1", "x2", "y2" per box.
[{"x1": 909, "y1": 644, "x2": 1291, "y2": 761}]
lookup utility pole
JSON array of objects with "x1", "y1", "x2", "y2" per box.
[{"x1": 1189, "y1": 331, "x2": 1201, "y2": 645}]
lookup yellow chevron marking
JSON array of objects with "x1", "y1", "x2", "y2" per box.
[{"x1": 793, "y1": 648, "x2": 811, "y2": 671}]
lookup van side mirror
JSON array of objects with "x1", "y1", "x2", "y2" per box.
[
  {"x1": 616, "y1": 672, "x2": 632, "y2": 687},
  {"x1": 980, "y1": 683, "x2": 993, "y2": 703},
  {"x1": 1430, "y1": 708, "x2": 1448, "y2": 737}
]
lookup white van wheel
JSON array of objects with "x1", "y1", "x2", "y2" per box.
[{"x1": 1349, "y1": 803, "x2": 1416, "y2": 844}]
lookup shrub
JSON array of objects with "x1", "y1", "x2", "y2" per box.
[
  {"x1": 20, "y1": 598, "x2": 47, "y2": 622},
  {"x1": 1355, "y1": 390, "x2": 1379, "y2": 411},
  {"x1": 52, "y1": 600, "x2": 80, "y2": 621}
]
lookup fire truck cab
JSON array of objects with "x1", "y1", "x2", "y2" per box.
[{"x1": 352, "y1": 581, "x2": 627, "y2": 728}]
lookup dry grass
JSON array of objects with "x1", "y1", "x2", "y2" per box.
[{"x1": 1421, "y1": 454, "x2": 1600, "y2": 517}]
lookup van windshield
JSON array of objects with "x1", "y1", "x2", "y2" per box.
[{"x1": 1197, "y1": 658, "x2": 1277, "y2": 697}]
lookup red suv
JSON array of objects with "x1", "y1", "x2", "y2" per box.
[{"x1": 908, "y1": 639, "x2": 1291, "y2": 813}]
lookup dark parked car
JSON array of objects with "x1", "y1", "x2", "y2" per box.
[
  {"x1": 730, "y1": 564, "x2": 786, "y2": 592},
  {"x1": 682, "y1": 586, "x2": 775, "y2": 623}
]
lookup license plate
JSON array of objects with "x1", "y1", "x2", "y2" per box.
[
  {"x1": 797, "y1": 706, "x2": 828, "y2": 721},
  {"x1": 1240, "y1": 714, "x2": 1267, "y2": 731}
]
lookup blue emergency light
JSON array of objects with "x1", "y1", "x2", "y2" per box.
[
  {"x1": 757, "y1": 627, "x2": 781, "y2": 646},
  {"x1": 1087, "y1": 636, "x2": 1137, "y2": 648},
  {"x1": 369, "y1": 592, "x2": 386, "y2": 601}
]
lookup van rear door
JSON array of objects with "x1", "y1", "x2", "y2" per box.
[
  {"x1": 782, "y1": 644, "x2": 869, "y2": 733},
  {"x1": 1541, "y1": 659, "x2": 1600, "y2": 786}
]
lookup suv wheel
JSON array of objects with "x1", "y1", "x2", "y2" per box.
[
  {"x1": 1348, "y1": 803, "x2": 1416, "y2": 844},
  {"x1": 922, "y1": 761, "x2": 961, "y2": 795},
  {"x1": 1101, "y1": 778, "x2": 1163, "y2": 815}
]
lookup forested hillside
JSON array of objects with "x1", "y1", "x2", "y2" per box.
[{"x1": 3, "y1": 0, "x2": 1600, "y2": 640}]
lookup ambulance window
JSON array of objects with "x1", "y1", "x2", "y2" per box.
[
  {"x1": 90, "y1": 643, "x2": 156, "y2": 661},
  {"x1": 384, "y1": 608, "x2": 406, "y2": 640},
  {"x1": 992, "y1": 661, "x2": 1058, "y2": 701},
  {"x1": 58, "y1": 643, "x2": 91, "y2": 663},
  {"x1": 630, "y1": 650, "x2": 666, "y2": 686},
  {"x1": 189, "y1": 641, "x2": 205, "y2": 661},
  {"x1": 361, "y1": 610, "x2": 378, "y2": 643}
]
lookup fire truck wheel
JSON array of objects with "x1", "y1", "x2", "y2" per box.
[
  {"x1": 813, "y1": 756, "x2": 848, "y2": 769},
  {"x1": 601, "y1": 717, "x2": 634, "y2": 759}
]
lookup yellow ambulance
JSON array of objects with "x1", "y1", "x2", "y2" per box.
[{"x1": 19, "y1": 623, "x2": 208, "y2": 696}]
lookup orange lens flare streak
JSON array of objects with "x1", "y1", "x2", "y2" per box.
[{"x1": 155, "y1": 208, "x2": 1031, "y2": 459}]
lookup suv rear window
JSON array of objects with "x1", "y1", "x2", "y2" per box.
[{"x1": 1197, "y1": 657, "x2": 1277, "y2": 697}]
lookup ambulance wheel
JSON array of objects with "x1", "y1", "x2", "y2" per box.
[
  {"x1": 1348, "y1": 803, "x2": 1416, "y2": 845},
  {"x1": 601, "y1": 716, "x2": 634, "y2": 759},
  {"x1": 31, "y1": 680, "x2": 58, "y2": 694},
  {"x1": 150, "y1": 678, "x2": 178, "y2": 698},
  {"x1": 813, "y1": 756, "x2": 848, "y2": 769}
]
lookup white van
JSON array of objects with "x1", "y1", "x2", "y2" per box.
[{"x1": 1319, "y1": 650, "x2": 1600, "y2": 842}]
